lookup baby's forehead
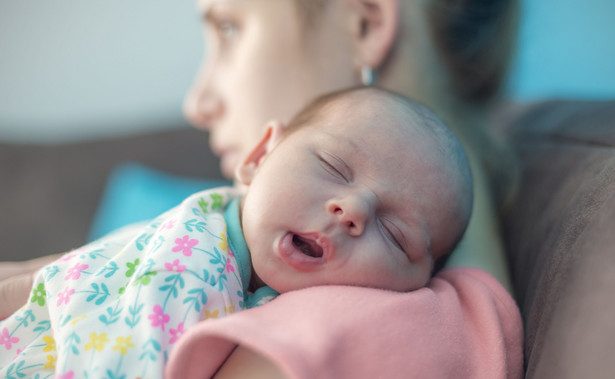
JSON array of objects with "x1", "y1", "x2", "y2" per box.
[{"x1": 321, "y1": 95, "x2": 430, "y2": 145}]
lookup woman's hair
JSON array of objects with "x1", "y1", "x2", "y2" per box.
[
  {"x1": 425, "y1": 0, "x2": 519, "y2": 104},
  {"x1": 294, "y1": 0, "x2": 519, "y2": 105}
]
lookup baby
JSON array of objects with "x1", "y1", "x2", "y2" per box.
[{"x1": 0, "y1": 87, "x2": 472, "y2": 378}]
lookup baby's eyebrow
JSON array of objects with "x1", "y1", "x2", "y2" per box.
[{"x1": 320, "y1": 130, "x2": 361, "y2": 152}]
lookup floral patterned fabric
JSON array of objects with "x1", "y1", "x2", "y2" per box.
[{"x1": 0, "y1": 187, "x2": 253, "y2": 379}]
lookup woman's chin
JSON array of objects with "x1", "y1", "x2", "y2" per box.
[{"x1": 220, "y1": 153, "x2": 239, "y2": 179}]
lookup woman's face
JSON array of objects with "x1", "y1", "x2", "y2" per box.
[{"x1": 185, "y1": 0, "x2": 360, "y2": 178}]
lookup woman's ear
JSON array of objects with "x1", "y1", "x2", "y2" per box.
[
  {"x1": 347, "y1": 0, "x2": 399, "y2": 70},
  {"x1": 235, "y1": 120, "x2": 286, "y2": 185}
]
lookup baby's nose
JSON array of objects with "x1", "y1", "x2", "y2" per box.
[{"x1": 327, "y1": 197, "x2": 369, "y2": 237}]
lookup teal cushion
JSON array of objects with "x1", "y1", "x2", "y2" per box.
[{"x1": 89, "y1": 162, "x2": 230, "y2": 240}]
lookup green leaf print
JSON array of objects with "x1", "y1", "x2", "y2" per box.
[
  {"x1": 198, "y1": 197, "x2": 209, "y2": 214},
  {"x1": 30, "y1": 283, "x2": 46, "y2": 306},
  {"x1": 210, "y1": 193, "x2": 224, "y2": 211},
  {"x1": 133, "y1": 271, "x2": 157, "y2": 286},
  {"x1": 125, "y1": 258, "x2": 140, "y2": 277}
]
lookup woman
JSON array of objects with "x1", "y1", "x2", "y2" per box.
[{"x1": 1, "y1": 0, "x2": 521, "y2": 377}]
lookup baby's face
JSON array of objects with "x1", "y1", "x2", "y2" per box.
[{"x1": 240, "y1": 104, "x2": 445, "y2": 293}]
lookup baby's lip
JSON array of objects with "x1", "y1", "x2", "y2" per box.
[
  {"x1": 292, "y1": 233, "x2": 328, "y2": 259},
  {"x1": 277, "y1": 232, "x2": 333, "y2": 270}
]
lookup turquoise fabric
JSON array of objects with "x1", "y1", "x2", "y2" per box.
[
  {"x1": 89, "y1": 162, "x2": 230, "y2": 241},
  {"x1": 223, "y1": 198, "x2": 252, "y2": 292},
  {"x1": 223, "y1": 197, "x2": 279, "y2": 308}
]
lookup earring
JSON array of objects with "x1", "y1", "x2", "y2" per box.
[{"x1": 360, "y1": 66, "x2": 374, "y2": 86}]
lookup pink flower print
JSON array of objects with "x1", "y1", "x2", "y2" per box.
[
  {"x1": 161, "y1": 219, "x2": 176, "y2": 230},
  {"x1": 64, "y1": 262, "x2": 89, "y2": 281},
  {"x1": 172, "y1": 235, "x2": 198, "y2": 256},
  {"x1": 148, "y1": 305, "x2": 170, "y2": 331},
  {"x1": 61, "y1": 253, "x2": 76, "y2": 262},
  {"x1": 57, "y1": 370, "x2": 74, "y2": 379},
  {"x1": 0, "y1": 328, "x2": 19, "y2": 350},
  {"x1": 164, "y1": 259, "x2": 186, "y2": 273},
  {"x1": 57, "y1": 287, "x2": 75, "y2": 306},
  {"x1": 169, "y1": 322, "x2": 185, "y2": 344},
  {"x1": 225, "y1": 257, "x2": 235, "y2": 273}
]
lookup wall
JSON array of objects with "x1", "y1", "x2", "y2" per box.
[
  {"x1": 0, "y1": 0, "x2": 202, "y2": 143},
  {"x1": 0, "y1": 0, "x2": 613, "y2": 144}
]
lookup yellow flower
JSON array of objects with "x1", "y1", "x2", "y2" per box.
[
  {"x1": 225, "y1": 300, "x2": 235, "y2": 314},
  {"x1": 44, "y1": 354, "x2": 56, "y2": 369},
  {"x1": 71, "y1": 314, "x2": 88, "y2": 325},
  {"x1": 218, "y1": 232, "x2": 228, "y2": 251},
  {"x1": 85, "y1": 332, "x2": 109, "y2": 352},
  {"x1": 205, "y1": 309, "x2": 219, "y2": 319},
  {"x1": 112, "y1": 336, "x2": 135, "y2": 355},
  {"x1": 42, "y1": 335, "x2": 56, "y2": 352}
]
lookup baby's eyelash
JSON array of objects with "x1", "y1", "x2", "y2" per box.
[
  {"x1": 380, "y1": 219, "x2": 405, "y2": 253},
  {"x1": 319, "y1": 156, "x2": 347, "y2": 181},
  {"x1": 319, "y1": 152, "x2": 352, "y2": 182}
]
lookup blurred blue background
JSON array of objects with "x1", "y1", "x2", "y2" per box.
[
  {"x1": 0, "y1": 0, "x2": 614, "y2": 144},
  {"x1": 508, "y1": 0, "x2": 615, "y2": 99}
]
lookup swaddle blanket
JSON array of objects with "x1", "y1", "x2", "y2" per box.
[{"x1": 0, "y1": 187, "x2": 248, "y2": 379}]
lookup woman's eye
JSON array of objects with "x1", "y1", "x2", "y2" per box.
[{"x1": 217, "y1": 21, "x2": 238, "y2": 40}]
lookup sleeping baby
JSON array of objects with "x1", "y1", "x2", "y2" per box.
[{"x1": 0, "y1": 87, "x2": 473, "y2": 378}]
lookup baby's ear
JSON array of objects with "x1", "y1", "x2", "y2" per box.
[{"x1": 235, "y1": 120, "x2": 286, "y2": 185}]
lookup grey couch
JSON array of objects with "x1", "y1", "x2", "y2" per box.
[
  {"x1": 2, "y1": 100, "x2": 614, "y2": 377},
  {"x1": 501, "y1": 100, "x2": 615, "y2": 377}
]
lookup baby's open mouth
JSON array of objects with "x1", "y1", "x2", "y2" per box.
[{"x1": 292, "y1": 234, "x2": 324, "y2": 258}]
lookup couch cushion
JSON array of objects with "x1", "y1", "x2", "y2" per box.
[
  {"x1": 500, "y1": 100, "x2": 615, "y2": 377},
  {"x1": 0, "y1": 128, "x2": 224, "y2": 261},
  {"x1": 89, "y1": 162, "x2": 229, "y2": 240}
]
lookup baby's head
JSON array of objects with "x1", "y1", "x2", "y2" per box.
[{"x1": 236, "y1": 87, "x2": 473, "y2": 293}]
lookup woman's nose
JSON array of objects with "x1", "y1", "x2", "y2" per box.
[
  {"x1": 183, "y1": 87, "x2": 224, "y2": 130},
  {"x1": 327, "y1": 196, "x2": 370, "y2": 237}
]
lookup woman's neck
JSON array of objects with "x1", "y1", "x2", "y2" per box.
[{"x1": 439, "y1": 96, "x2": 518, "y2": 209}]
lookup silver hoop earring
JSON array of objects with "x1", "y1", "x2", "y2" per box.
[{"x1": 360, "y1": 66, "x2": 374, "y2": 86}]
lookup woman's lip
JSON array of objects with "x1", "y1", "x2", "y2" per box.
[{"x1": 277, "y1": 232, "x2": 331, "y2": 271}]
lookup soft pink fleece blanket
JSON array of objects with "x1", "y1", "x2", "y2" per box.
[{"x1": 165, "y1": 267, "x2": 523, "y2": 378}]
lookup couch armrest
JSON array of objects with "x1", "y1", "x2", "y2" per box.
[{"x1": 500, "y1": 100, "x2": 615, "y2": 377}]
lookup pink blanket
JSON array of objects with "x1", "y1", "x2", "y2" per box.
[{"x1": 165, "y1": 267, "x2": 522, "y2": 378}]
